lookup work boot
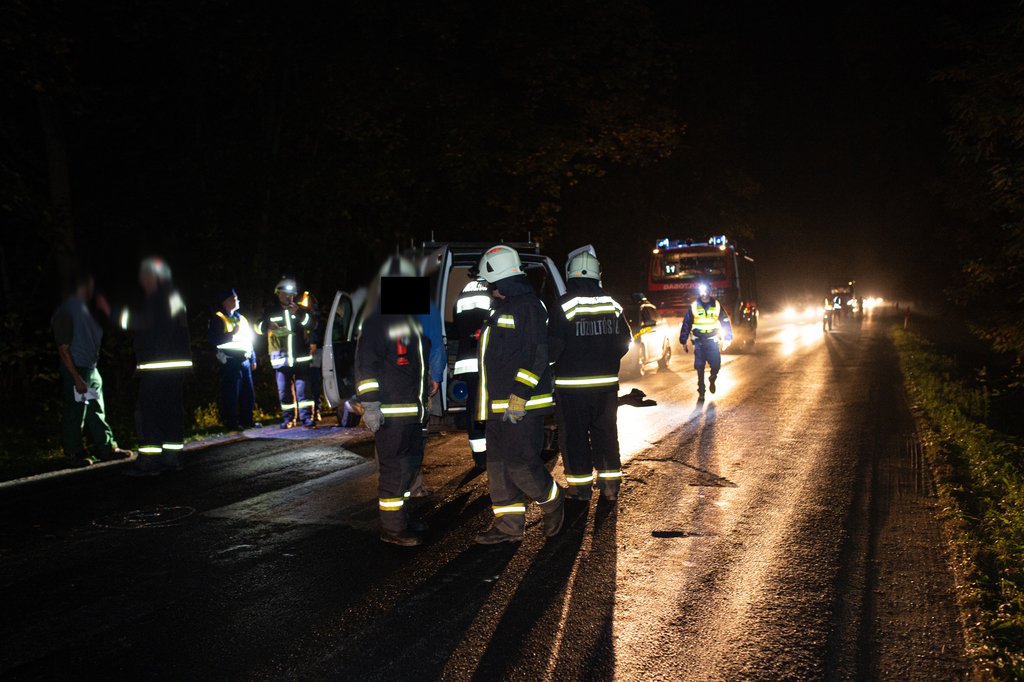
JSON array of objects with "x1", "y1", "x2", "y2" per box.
[
  {"x1": 381, "y1": 528, "x2": 423, "y2": 547},
  {"x1": 474, "y1": 526, "x2": 524, "y2": 545},
  {"x1": 543, "y1": 493, "x2": 566, "y2": 538},
  {"x1": 564, "y1": 487, "x2": 592, "y2": 501},
  {"x1": 709, "y1": 375, "x2": 717, "y2": 394},
  {"x1": 302, "y1": 417, "x2": 316, "y2": 428},
  {"x1": 279, "y1": 419, "x2": 296, "y2": 430},
  {"x1": 599, "y1": 486, "x2": 619, "y2": 502},
  {"x1": 95, "y1": 448, "x2": 133, "y2": 462},
  {"x1": 64, "y1": 453, "x2": 92, "y2": 468}
]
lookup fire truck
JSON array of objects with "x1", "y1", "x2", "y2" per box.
[{"x1": 646, "y1": 235, "x2": 758, "y2": 351}]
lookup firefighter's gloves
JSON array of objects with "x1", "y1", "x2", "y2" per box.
[
  {"x1": 683, "y1": 342, "x2": 689, "y2": 354},
  {"x1": 216, "y1": 350, "x2": 229, "y2": 365},
  {"x1": 363, "y1": 402, "x2": 384, "y2": 432},
  {"x1": 503, "y1": 394, "x2": 528, "y2": 424}
]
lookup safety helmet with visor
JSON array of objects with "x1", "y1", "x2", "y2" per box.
[
  {"x1": 567, "y1": 251, "x2": 601, "y2": 281},
  {"x1": 477, "y1": 245, "x2": 523, "y2": 283}
]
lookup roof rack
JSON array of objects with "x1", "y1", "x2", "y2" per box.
[{"x1": 420, "y1": 241, "x2": 541, "y2": 254}]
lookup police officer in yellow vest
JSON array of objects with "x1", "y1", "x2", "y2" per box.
[
  {"x1": 679, "y1": 283, "x2": 733, "y2": 398},
  {"x1": 209, "y1": 287, "x2": 258, "y2": 431}
]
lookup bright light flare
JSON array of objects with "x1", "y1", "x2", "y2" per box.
[{"x1": 784, "y1": 307, "x2": 795, "y2": 318}]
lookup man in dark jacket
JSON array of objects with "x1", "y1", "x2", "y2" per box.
[
  {"x1": 451, "y1": 275, "x2": 492, "y2": 469},
  {"x1": 120, "y1": 257, "x2": 192, "y2": 476},
  {"x1": 473, "y1": 245, "x2": 565, "y2": 544},
  {"x1": 255, "y1": 278, "x2": 318, "y2": 428},
  {"x1": 549, "y1": 251, "x2": 631, "y2": 501},
  {"x1": 354, "y1": 256, "x2": 433, "y2": 547}
]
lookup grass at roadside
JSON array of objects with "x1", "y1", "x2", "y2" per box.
[{"x1": 894, "y1": 327, "x2": 1024, "y2": 680}]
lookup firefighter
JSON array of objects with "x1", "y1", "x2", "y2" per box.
[
  {"x1": 473, "y1": 245, "x2": 565, "y2": 544},
  {"x1": 255, "y1": 278, "x2": 318, "y2": 428},
  {"x1": 209, "y1": 287, "x2": 258, "y2": 431},
  {"x1": 451, "y1": 271, "x2": 492, "y2": 470},
  {"x1": 680, "y1": 283, "x2": 733, "y2": 398},
  {"x1": 120, "y1": 257, "x2": 192, "y2": 476},
  {"x1": 823, "y1": 295, "x2": 835, "y2": 331},
  {"x1": 549, "y1": 251, "x2": 631, "y2": 501},
  {"x1": 354, "y1": 256, "x2": 432, "y2": 546}
]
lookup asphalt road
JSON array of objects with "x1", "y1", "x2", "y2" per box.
[{"x1": 0, "y1": 307, "x2": 979, "y2": 681}]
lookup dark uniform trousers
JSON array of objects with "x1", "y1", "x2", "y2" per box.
[
  {"x1": 375, "y1": 420, "x2": 426, "y2": 532},
  {"x1": 221, "y1": 357, "x2": 255, "y2": 428},
  {"x1": 487, "y1": 414, "x2": 561, "y2": 535},
  {"x1": 557, "y1": 390, "x2": 621, "y2": 497},
  {"x1": 135, "y1": 374, "x2": 185, "y2": 471},
  {"x1": 462, "y1": 373, "x2": 487, "y2": 468},
  {"x1": 692, "y1": 335, "x2": 721, "y2": 391},
  {"x1": 273, "y1": 357, "x2": 311, "y2": 423}
]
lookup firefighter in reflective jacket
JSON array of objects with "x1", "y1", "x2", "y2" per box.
[
  {"x1": 679, "y1": 283, "x2": 733, "y2": 398},
  {"x1": 255, "y1": 278, "x2": 318, "y2": 428},
  {"x1": 473, "y1": 245, "x2": 565, "y2": 544},
  {"x1": 354, "y1": 256, "x2": 432, "y2": 547},
  {"x1": 119, "y1": 257, "x2": 193, "y2": 476},
  {"x1": 452, "y1": 275, "x2": 492, "y2": 469},
  {"x1": 209, "y1": 287, "x2": 257, "y2": 431},
  {"x1": 549, "y1": 251, "x2": 631, "y2": 501}
]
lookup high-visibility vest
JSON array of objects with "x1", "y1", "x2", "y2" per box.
[{"x1": 691, "y1": 300, "x2": 721, "y2": 335}]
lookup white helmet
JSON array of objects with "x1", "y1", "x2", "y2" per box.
[
  {"x1": 139, "y1": 256, "x2": 172, "y2": 284},
  {"x1": 477, "y1": 245, "x2": 523, "y2": 283},
  {"x1": 567, "y1": 252, "x2": 601, "y2": 280}
]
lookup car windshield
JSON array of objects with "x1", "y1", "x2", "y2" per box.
[{"x1": 652, "y1": 253, "x2": 727, "y2": 282}]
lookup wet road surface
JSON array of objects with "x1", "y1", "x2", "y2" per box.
[{"x1": 0, "y1": 308, "x2": 977, "y2": 681}]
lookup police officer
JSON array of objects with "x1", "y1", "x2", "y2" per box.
[
  {"x1": 452, "y1": 272, "x2": 492, "y2": 469},
  {"x1": 549, "y1": 251, "x2": 631, "y2": 501},
  {"x1": 354, "y1": 256, "x2": 432, "y2": 546},
  {"x1": 474, "y1": 245, "x2": 565, "y2": 544},
  {"x1": 209, "y1": 287, "x2": 258, "y2": 431},
  {"x1": 823, "y1": 294, "x2": 836, "y2": 331},
  {"x1": 255, "y1": 278, "x2": 318, "y2": 428},
  {"x1": 120, "y1": 257, "x2": 193, "y2": 476},
  {"x1": 680, "y1": 283, "x2": 733, "y2": 398}
]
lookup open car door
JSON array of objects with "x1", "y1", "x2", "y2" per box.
[{"x1": 321, "y1": 288, "x2": 367, "y2": 416}]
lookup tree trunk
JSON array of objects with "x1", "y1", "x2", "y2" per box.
[{"x1": 37, "y1": 94, "x2": 77, "y2": 294}]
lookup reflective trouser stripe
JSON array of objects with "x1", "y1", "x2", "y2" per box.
[
  {"x1": 493, "y1": 504, "x2": 527, "y2": 517},
  {"x1": 298, "y1": 401, "x2": 315, "y2": 408},
  {"x1": 381, "y1": 405, "x2": 420, "y2": 416},
  {"x1": 565, "y1": 474, "x2": 594, "y2": 485},
  {"x1": 138, "y1": 446, "x2": 162, "y2": 453},
  {"x1": 554, "y1": 375, "x2": 619, "y2": 387},
  {"x1": 379, "y1": 497, "x2": 405, "y2": 510},
  {"x1": 543, "y1": 480, "x2": 559, "y2": 504},
  {"x1": 136, "y1": 360, "x2": 193, "y2": 371},
  {"x1": 163, "y1": 443, "x2": 184, "y2": 451},
  {"x1": 295, "y1": 356, "x2": 312, "y2": 363},
  {"x1": 469, "y1": 438, "x2": 487, "y2": 453},
  {"x1": 597, "y1": 470, "x2": 622, "y2": 479},
  {"x1": 272, "y1": 358, "x2": 287, "y2": 368},
  {"x1": 281, "y1": 402, "x2": 296, "y2": 410}
]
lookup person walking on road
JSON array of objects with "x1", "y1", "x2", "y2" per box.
[
  {"x1": 680, "y1": 283, "x2": 733, "y2": 399},
  {"x1": 549, "y1": 251, "x2": 631, "y2": 501},
  {"x1": 51, "y1": 270, "x2": 133, "y2": 468},
  {"x1": 209, "y1": 287, "x2": 259, "y2": 431},
  {"x1": 473, "y1": 245, "x2": 565, "y2": 544},
  {"x1": 354, "y1": 256, "x2": 433, "y2": 547},
  {"x1": 119, "y1": 257, "x2": 192, "y2": 476}
]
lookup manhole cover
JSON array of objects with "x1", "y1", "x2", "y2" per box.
[{"x1": 93, "y1": 506, "x2": 195, "y2": 529}]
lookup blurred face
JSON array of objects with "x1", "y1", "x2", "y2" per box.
[
  {"x1": 277, "y1": 291, "x2": 294, "y2": 307},
  {"x1": 141, "y1": 271, "x2": 158, "y2": 295},
  {"x1": 223, "y1": 293, "x2": 239, "y2": 313},
  {"x1": 699, "y1": 288, "x2": 710, "y2": 303}
]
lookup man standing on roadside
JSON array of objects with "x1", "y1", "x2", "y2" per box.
[
  {"x1": 51, "y1": 270, "x2": 133, "y2": 468},
  {"x1": 209, "y1": 287, "x2": 259, "y2": 431}
]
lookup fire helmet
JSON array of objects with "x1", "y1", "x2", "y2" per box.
[
  {"x1": 477, "y1": 245, "x2": 523, "y2": 283},
  {"x1": 275, "y1": 278, "x2": 297, "y2": 295},
  {"x1": 566, "y1": 252, "x2": 601, "y2": 280}
]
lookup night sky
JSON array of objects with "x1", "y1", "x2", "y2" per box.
[{"x1": 0, "y1": 1, "x2": 996, "y2": 311}]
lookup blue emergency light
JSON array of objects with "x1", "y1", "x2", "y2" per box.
[{"x1": 709, "y1": 235, "x2": 728, "y2": 247}]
